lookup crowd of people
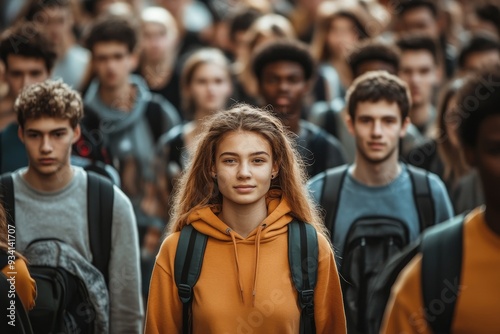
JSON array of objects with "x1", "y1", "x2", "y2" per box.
[{"x1": 0, "y1": 0, "x2": 499, "y2": 333}]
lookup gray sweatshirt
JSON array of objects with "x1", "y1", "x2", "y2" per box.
[{"x1": 12, "y1": 167, "x2": 143, "y2": 333}]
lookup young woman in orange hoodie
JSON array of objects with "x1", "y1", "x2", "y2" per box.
[{"x1": 145, "y1": 104, "x2": 346, "y2": 333}]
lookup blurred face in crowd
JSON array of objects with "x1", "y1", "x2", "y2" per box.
[
  {"x1": 35, "y1": 6, "x2": 73, "y2": 50},
  {"x1": 4, "y1": 55, "x2": 50, "y2": 98},
  {"x1": 141, "y1": 22, "x2": 170, "y2": 63},
  {"x1": 92, "y1": 42, "x2": 136, "y2": 89},
  {"x1": 399, "y1": 50, "x2": 438, "y2": 107},
  {"x1": 259, "y1": 61, "x2": 309, "y2": 129},
  {"x1": 463, "y1": 114, "x2": 500, "y2": 207},
  {"x1": 399, "y1": 7, "x2": 439, "y2": 38},
  {"x1": 348, "y1": 100, "x2": 410, "y2": 164},
  {"x1": 327, "y1": 16, "x2": 359, "y2": 58},
  {"x1": 461, "y1": 50, "x2": 500, "y2": 74},
  {"x1": 187, "y1": 62, "x2": 232, "y2": 113}
]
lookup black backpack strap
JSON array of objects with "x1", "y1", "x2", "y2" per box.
[
  {"x1": 324, "y1": 108, "x2": 338, "y2": 139},
  {"x1": 288, "y1": 220, "x2": 319, "y2": 334},
  {"x1": 87, "y1": 171, "x2": 114, "y2": 286},
  {"x1": 174, "y1": 224, "x2": 208, "y2": 334},
  {"x1": 320, "y1": 165, "x2": 349, "y2": 241},
  {"x1": 421, "y1": 215, "x2": 464, "y2": 333},
  {"x1": 145, "y1": 98, "x2": 164, "y2": 143},
  {"x1": 407, "y1": 164, "x2": 435, "y2": 231},
  {"x1": 0, "y1": 174, "x2": 15, "y2": 229}
]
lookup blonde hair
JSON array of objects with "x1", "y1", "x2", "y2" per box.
[
  {"x1": 168, "y1": 104, "x2": 326, "y2": 237},
  {"x1": 180, "y1": 48, "x2": 231, "y2": 118},
  {"x1": 141, "y1": 6, "x2": 178, "y2": 46}
]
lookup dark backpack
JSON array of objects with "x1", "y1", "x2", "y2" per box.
[
  {"x1": 0, "y1": 172, "x2": 114, "y2": 334},
  {"x1": 0, "y1": 250, "x2": 34, "y2": 334},
  {"x1": 174, "y1": 220, "x2": 319, "y2": 334},
  {"x1": 366, "y1": 214, "x2": 464, "y2": 334},
  {"x1": 317, "y1": 164, "x2": 435, "y2": 333}
]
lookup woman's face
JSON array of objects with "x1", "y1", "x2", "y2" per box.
[
  {"x1": 141, "y1": 22, "x2": 171, "y2": 62},
  {"x1": 213, "y1": 131, "x2": 277, "y2": 208},
  {"x1": 326, "y1": 16, "x2": 359, "y2": 58},
  {"x1": 188, "y1": 62, "x2": 232, "y2": 112},
  {"x1": 443, "y1": 95, "x2": 460, "y2": 148}
]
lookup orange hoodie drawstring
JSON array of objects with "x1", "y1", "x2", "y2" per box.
[
  {"x1": 252, "y1": 224, "x2": 266, "y2": 307},
  {"x1": 227, "y1": 228, "x2": 245, "y2": 303}
]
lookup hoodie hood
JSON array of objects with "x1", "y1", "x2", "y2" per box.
[{"x1": 186, "y1": 189, "x2": 294, "y2": 305}]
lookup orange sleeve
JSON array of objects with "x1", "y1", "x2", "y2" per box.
[
  {"x1": 380, "y1": 253, "x2": 431, "y2": 334},
  {"x1": 144, "y1": 233, "x2": 183, "y2": 334},
  {"x1": 2, "y1": 258, "x2": 37, "y2": 311},
  {"x1": 314, "y1": 234, "x2": 347, "y2": 333}
]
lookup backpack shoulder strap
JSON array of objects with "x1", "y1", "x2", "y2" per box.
[
  {"x1": 324, "y1": 108, "x2": 338, "y2": 139},
  {"x1": 407, "y1": 164, "x2": 435, "y2": 230},
  {"x1": 145, "y1": 97, "x2": 165, "y2": 143},
  {"x1": 320, "y1": 165, "x2": 349, "y2": 240},
  {"x1": 288, "y1": 220, "x2": 319, "y2": 334},
  {"x1": 0, "y1": 173, "x2": 15, "y2": 228},
  {"x1": 174, "y1": 224, "x2": 208, "y2": 334},
  {"x1": 87, "y1": 171, "x2": 114, "y2": 286},
  {"x1": 366, "y1": 238, "x2": 422, "y2": 333},
  {"x1": 421, "y1": 214, "x2": 464, "y2": 333}
]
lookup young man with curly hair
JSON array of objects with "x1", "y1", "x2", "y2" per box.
[{"x1": 9, "y1": 80, "x2": 143, "y2": 333}]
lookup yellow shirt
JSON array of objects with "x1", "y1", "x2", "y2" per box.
[
  {"x1": 2, "y1": 258, "x2": 36, "y2": 311},
  {"x1": 381, "y1": 207, "x2": 500, "y2": 333}
]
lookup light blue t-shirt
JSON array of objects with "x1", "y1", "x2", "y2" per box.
[{"x1": 308, "y1": 164, "x2": 454, "y2": 264}]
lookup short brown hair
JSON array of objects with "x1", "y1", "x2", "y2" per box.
[
  {"x1": 0, "y1": 22, "x2": 56, "y2": 72},
  {"x1": 346, "y1": 70, "x2": 411, "y2": 121},
  {"x1": 15, "y1": 80, "x2": 83, "y2": 128}
]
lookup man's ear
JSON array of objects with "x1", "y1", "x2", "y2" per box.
[
  {"x1": 17, "y1": 125, "x2": 24, "y2": 143},
  {"x1": 400, "y1": 116, "x2": 411, "y2": 138},
  {"x1": 72, "y1": 124, "x2": 81, "y2": 144},
  {"x1": 463, "y1": 146, "x2": 477, "y2": 167}
]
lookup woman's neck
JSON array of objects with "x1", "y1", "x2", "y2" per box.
[{"x1": 218, "y1": 199, "x2": 268, "y2": 238}]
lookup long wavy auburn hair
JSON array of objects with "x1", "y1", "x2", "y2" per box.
[{"x1": 167, "y1": 104, "x2": 327, "y2": 239}]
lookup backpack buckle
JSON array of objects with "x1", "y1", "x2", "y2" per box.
[
  {"x1": 299, "y1": 290, "x2": 314, "y2": 307},
  {"x1": 178, "y1": 284, "x2": 193, "y2": 304}
]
